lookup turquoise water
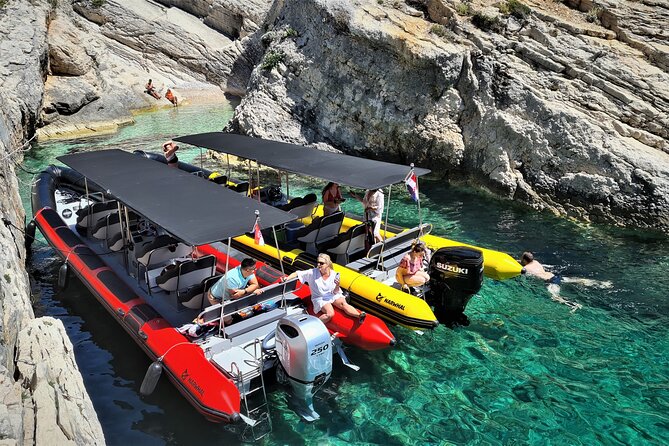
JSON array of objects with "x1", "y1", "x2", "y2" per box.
[{"x1": 20, "y1": 103, "x2": 669, "y2": 445}]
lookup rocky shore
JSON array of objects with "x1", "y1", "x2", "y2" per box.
[{"x1": 0, "y1": 0, "x2": 667, "y2": 442}]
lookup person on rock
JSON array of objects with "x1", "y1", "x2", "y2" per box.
[
  {"x1": 145, "y1": 79, "x2": 161, "y2": 99},
  {"x1": 165, "y1": 88, "x2": 178, "y2": 106}
]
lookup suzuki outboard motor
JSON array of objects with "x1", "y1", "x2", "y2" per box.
[
  {"x1": 426, "y1": 246, "x2": 484, "y2": 327},
  {"x1": 275, "y1": 314, "x2": 332, "y2": 421}
]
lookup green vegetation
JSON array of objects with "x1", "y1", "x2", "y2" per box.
[
  {"x1": 507, "y1": 0, "x2": 531, "y2": 19},
  {"x1": 586, "y1": 6, "x2": 602, "y2": 24},
  {"x1": 472, "y1": 12, "x2": 502, "y2": 32},
  {"x1": 92, "y1": 0, "x2": 105, "y2": 7},
  {"x1": 456, "y1": 2, "x2": 472, "y2": 16},
  {"x1": 430, "y1": 24, "x2": 447, "y2": 37},
  {"x1": 0, "y1": 0, "x2": 7, "y2": 8},
  {"x1": 261, "y1": 50, "x2": 285, "y2": 70},
  {"x1": 285, "y1": 27, "x2": 299, "y2": 38},
  {"x1": 377, "y1": 0, "x2": 384, "y2": 4},
  {"x1": 499, "y1": 0, "x2": 531, "y2": 19},
  {"x1": 4, "y1": 274, "x2": 10, "y2": 283}
]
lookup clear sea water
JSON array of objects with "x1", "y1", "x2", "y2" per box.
[{"x1": 19, "y1": 103, "x2": 669, "y2": 445}]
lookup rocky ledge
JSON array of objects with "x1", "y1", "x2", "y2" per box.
[
  {"x1": 228, "y1": 0, "x2": 669, "y2": 233},
  {"x1": 0, "y1": 0, "x2": 104, "y2": 443}
]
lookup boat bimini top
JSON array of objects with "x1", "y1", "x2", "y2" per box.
[
  {"x1": 173, "y1": 132, "x2": 430, "y2": 189},
  {"x1": 57, "y1": 149, "x2": 297, "y2": 245}
]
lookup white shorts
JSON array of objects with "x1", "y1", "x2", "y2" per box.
[{"x1": 312, "y1": 293, "x2": 344, "y2": 313}]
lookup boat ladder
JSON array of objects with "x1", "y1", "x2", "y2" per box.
[{"x1": 231, "y1": 340, "x2": 272, "y2": 441}]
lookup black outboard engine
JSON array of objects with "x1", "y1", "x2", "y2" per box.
[{"x1": 425, "y1": 247, "x2": 484, "y2": 327}]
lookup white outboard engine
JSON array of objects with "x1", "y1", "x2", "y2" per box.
[{"x1": 275, "y1": 314, "x2": 332, "y2": 421}]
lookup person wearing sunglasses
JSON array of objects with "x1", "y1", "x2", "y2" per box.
[
  {"x1": 208, "y1": 257, "x2": 262, "y2": 306},
  {"x1": 280, "y1": 253, "x2": 365, "y2": 324}
]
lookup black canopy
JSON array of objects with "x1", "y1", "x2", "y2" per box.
[
  {"x1": 174, "y1": 132, "x2": 431, "y2": 189},
  {"x1": 57, "y1": 149, "x2": 296, "y2": 246}
]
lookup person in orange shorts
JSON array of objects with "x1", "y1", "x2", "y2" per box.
[{"x1": 165, "y1": 88, "x2": 178, "y2": 106}]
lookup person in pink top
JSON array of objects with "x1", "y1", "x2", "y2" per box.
[{"x1": 396, "y1": 243, "x2": 430, "y2": 291}]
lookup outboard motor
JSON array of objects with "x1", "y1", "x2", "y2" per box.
[
  {"x1": 426, "y1": 246, "x2": 484, "y2": 327},
  {"x1": 275, "y1": 314, "x2": 332, "y2": 421}
]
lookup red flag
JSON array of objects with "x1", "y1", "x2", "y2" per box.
[
  {"x1": 253, "y1": 220, "x2": 265, "y2": 246},
  {"x1": 405, "y1": 171, "x2": 419, "y2": 202}
]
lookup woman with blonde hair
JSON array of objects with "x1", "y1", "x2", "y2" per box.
[{"x1": 281, "y1": 253, "x2": 365, "y2": 323}]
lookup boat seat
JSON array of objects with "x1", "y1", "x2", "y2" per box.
[
  {"x1": 312, "y1": 211, "x2": 344, "y2": 253},
  {"x1": 75, "y1": 201, "x2": 117, "y2": 235},
  {"x1": 223, "y1": 308, "x2": 286, "y2": 339},
  {"x1": 90, "y1": 212, "x2": 121, "y2": 240},
  {"x1": 283, "y1": 193, "x2": 317, "y2": 219},
  {"x1": 177, "y1": 274, "x2": 222, "y2": 310},
  {"x1": 228, "y1": 181, "x2": 249, "y2": 193},
  {"x1": 319, "y1": 223, "x2": 367, "y2": 264},
  {"x1": 135, "y1": 235, "x2": 191, "y2": 281},
  {"x1": 295, "y1": 215, "x2": 323, "y2": 245},
  {"x1": 155, "y1": 255, "x2": 216, "y2": 293},
  {"x1": 197, "y1": 279, "x2": 298, "y2": 340},
  {"x1": 210, "y1": 175, "x2": 228, "y2": 185}
]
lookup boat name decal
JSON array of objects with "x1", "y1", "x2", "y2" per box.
[
  {"x1": 384, "y1": 298, "x2": 405, "y2": 311},
  {"x1": 181, "y1": 369, "x2": 205, "y2": 397},
  {"x1": 375, "y1": 293, "x2": 383, "y2": 302},
  {"x1": 436, "y1": 262, "x2": 468, "y2": 275}
]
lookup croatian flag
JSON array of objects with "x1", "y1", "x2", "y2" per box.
[
  {"x1": 253, "y1": 220, "x2": 265, "y2": 246},
  {"x1": 405, "y1": 171, "x2": 419, "y2": 202}
]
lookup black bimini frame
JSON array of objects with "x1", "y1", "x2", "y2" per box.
[
  {"x1": 173, "y1": 132, "x2": 430, "y2": 190},
  {"x1": 57, "y1": 149, "x2": 296, "y2": 246}
]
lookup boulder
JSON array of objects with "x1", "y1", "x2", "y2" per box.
[{"x1": 48, "y1": 17, "x2": 94, "y2": 76}]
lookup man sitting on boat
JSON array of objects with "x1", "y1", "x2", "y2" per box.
[
  {"x1": 207, "y1": 258, "x2": 263, "y2": 307},
  {"x1": 281, "y1": 253, "x2": 365, "y2": 324}
]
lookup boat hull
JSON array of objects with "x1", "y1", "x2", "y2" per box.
[{"x1": 31, "y1": 169, "x2": 243, "y2": 424}]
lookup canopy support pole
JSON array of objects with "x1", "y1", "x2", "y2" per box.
[{"x1": 218, "y1": 236, "x2": 232, "y2": 338}]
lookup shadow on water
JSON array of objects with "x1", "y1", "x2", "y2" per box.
[{"x1": 20, "y1": 103, "x2": 669, "y2": 445}]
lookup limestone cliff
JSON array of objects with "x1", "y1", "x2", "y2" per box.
[
  {"x1": 38, "y1": 0, "x2": 268, "y2": 139},
  {"x1": 228, "y1": 0, "x2": 669, "y2": 232},
  {"x1": 0, "y1": 1, "x2": 104, "y2": 443}
]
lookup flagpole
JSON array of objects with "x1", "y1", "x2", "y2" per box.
[{"x1": 413, "y1": 163, "x2": 423, "y2": 238}]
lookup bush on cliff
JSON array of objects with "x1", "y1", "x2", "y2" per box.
[{"x1": 472, "y1": 12, "x2": 503, "y2": 32}]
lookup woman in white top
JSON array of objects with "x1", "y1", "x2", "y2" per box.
[
  {"x1": 350, "y1": 189, "x2": 384, "y2": 243},
  {"x1": 281, "y1": 253, "x2": 366, "y2": 324}
]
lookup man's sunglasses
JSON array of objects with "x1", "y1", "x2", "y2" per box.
[{"x1": 317, "y1": 261, "x2": 327, "y2": 266}]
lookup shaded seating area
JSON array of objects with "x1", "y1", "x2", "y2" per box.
[
  {"x1": 75, "y1": 200, "x2": 118, "y2": 235},
  {"x1": 280, "y1": 193, "x2": 317, "y2": 219},
  {"x1": 134, "y1": 234, "x2": 192, "y2": 283},
  {"x1": 318, "y1": 223, "x2": 367, "y2": 264},
  {"x1": 156, "y1": 255, "x2": 217, "y2": 293},
  {"x1": 177, "y1": 274, "x2": 222, "y2": 310},
  {"x1": 296, "y1": 211, "x2": 345, "y2": 254}
]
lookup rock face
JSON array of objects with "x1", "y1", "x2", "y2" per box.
[
  {"x1": 0, "y1": 0, "x2": 105, "y2": 444},
  {"x1": 38, "y1": 0, "x2": 271, "y2": 139},
  {"x1": 228, "y1": 0, "x2": 669, "y2": 232}
]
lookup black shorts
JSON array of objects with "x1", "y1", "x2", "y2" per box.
[{"x1": 167, "y1": 155, "x2": 178, "y2": 164}]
